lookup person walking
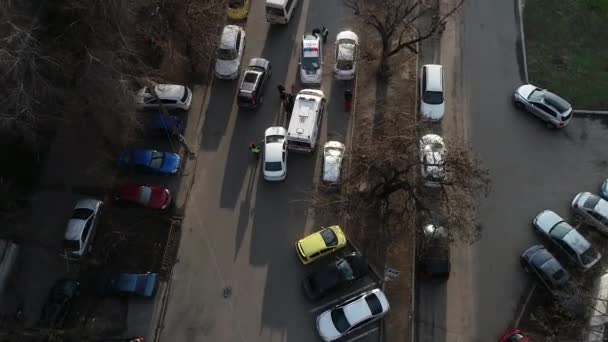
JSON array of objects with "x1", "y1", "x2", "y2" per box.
[
  {"x1": 285, "y1": 93, "x2": 295, "y2": 114},
  {"x1": 277, "y1": 84, "x2": 286, "y2": 100},
  {"x1": 344, "y1": 89, "x2": 353, "y2": 112},
  {"x1": 249, "y1": 142, "x2": 261, "y2": 158},
  {"x1": 312, "y1": 28, "x2": 321, "y2": 38},
  {"x1": 321, "y1": 26, "x2": 329, "y2": 43}
]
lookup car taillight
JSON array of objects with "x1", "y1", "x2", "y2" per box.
[{"x1": 251, "y1": 98, "x2": 256, "y2": 105}]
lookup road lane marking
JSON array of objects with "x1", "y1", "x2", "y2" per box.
[
  {"x1": 514, "y1": 282, "x2": 537, "y2": 327},
  {"x1": 308, "y1": 282, "x2": 377, "y2": 313},
  {"x1": 344, "y1": 326, "x2": 379, "y2": 342}
]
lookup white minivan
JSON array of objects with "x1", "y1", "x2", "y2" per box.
[
  {"x1": 265, "y1": 0, "x2": 298, "y2": 24},
  {"x1": 286, "y1": 89, "x2": 326, "y2": 153}
]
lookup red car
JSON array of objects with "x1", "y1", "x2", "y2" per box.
[
  {"x1": 500, "y1": 328, "x2": 530, "y2": 342},
  {"x1": 113, "y1": 184, "x2": 172, "y2": 209}
]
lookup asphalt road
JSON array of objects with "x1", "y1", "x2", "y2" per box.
[
  {"x1": 158, "y1": 1, "x2": 380, "y2": 342},
  {"x1": 416, "y1": 0, "x2": 608, "y2": 341}
]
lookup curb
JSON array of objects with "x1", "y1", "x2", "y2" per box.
[
  {"x1": 516, "y1": 0, "x2": 529, "y2": 83},
  {"x1": 573, "y1": 109, "x2": 608, "y2": 116}
]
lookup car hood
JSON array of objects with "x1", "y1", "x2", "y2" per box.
[
  {"x1": 534, "y1": 210, "x2": 562, "y2": 234},
  {"x1": 215, "y1": 59, "x2": 239, "y2": 76},
  {"x1": 421, "y1": 102, "x2": 445, "y2": 121},
  {"x1": 317, "y1": 311, "x2": 342, "y2": 341},
  {"x1": 160, "y1": 153, "x2": 181, "y2": 173},
  {"x1": 516, "y1": 84, "x2": 537, "y2": 99}
]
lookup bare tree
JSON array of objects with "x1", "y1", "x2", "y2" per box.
[{"x1": 343, "y1": 0, "x2": 464, "y2": 68}]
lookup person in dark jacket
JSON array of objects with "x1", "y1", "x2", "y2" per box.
[
  {"x1": 344, "y1": 89, "x2": 353, "y2": 112},
  {"x1": 321, "y1": 26, "x2": 329, "y2": 43}
]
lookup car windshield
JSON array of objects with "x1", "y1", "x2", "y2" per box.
[
  {"x1": 63, "y1": 239, "x2": 80, "y2": 252},
  {"x1": 337, "y1": 59, "x2": 353, "y2": 71},
  {"x1": 331, "y1": 308, "x2": 351, "y2": 333},
  {"x1": 528, "y1": 88, "x2": 545, "y2": 102},
  {"x1": 138, "y1": 186, "x2": 152, "y2": 205},
  {"x1": 584, "y1": 194, "x2": 601, "y2": 209},
  {"x1": 325, "y1": 147, "x2": 343, "y2": 157},
  {"x1": 551, "y1": 269, "x2": 567, "y2": 282},
  {"x1": 549, "y1": 223, "x2": 572, "y2": 240},
  {"x1": 217, "y1": 48, "x2": 236, "y2": 60},
  {"x1": 336, "y1": 259, "x2": 354, "y2": 280},
  {"x1": 320, "y1": 228, "x2": 338, "y2": 247},
  {"x1": 229, "y1": 0, "x2": 244, "y2": 8},
  {"x1": 302, "y1": 47, "x2": 320, "y2": 70},
  {"x1": 71, "y1": 208, "x2": 92, "y2": 220},
  {"x1": 264, "y1": 161, "x2": 283, "y2": 172},
  {"x1": 243, "y1": 72, "x2": 258, "y2": 84},
  {"x1": 149, "y1": 151, "x2": 165, "y2": 169},
  {"x1": 266, "y1": 135, "x2": 284, "y2": 143},
  {"x1": 423, "y1": 90, "x2": 443, "y2": 105},
  {"x1": 581, "y1": 247, "x2": 599, "y2": 265},
  {"x1": 365, "y1": 293, "x2": 383, "y2": 315}
]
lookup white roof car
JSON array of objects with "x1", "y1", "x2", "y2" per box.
[
  {"x1": 572, "y1": 192, "x2": 608, "y2": 236},
  {"x1": 533, "y1": 210, "x2": 601, "y2": 271},
  {"x1": 513, "y1": 84, "x2": 573, "y2": 128},
  {"x1": 334, "y1": 31, "x2": 359, "y2": 81},
  {"x1": 419, "y1": 134, "x2": 447, "y2": 187},
  {"x1": 135, "y1": 84, "x2": 192, "y2": 111},
  {"x1": 263, "y1": 126, "x2": 287, "y2": 181},
  {"x1": 420, "y1": 64, "x2": 445, "y2": 121},
  {"x1": 316, "y1": 288, "x2": 390, "y2": 341},
  {"x1": 63, "y1": 198, "x2": 103, "y2": 259},
  {"x1": 215, "y1": 25, "x2": 246, "y2": 80},
  {"x1": 286, "y1": 89, "x2": 326, "y2": 153},
  {"x1": 322, "y1": 141, "x2": 345, "y2": 184},
  {"x1": 300, "y1": 33, "x2": 322, "y2": 84}
]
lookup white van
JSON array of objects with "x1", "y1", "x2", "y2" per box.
[
  {"x1": 265, "y1": 0, "x2": 298, "y2": 24},
  {"x1": 286, "y1": 89, "x2": 326, "y2": 153},
  {"x1": 300, "y1": 33, "x2": 322, "y2": 85}
]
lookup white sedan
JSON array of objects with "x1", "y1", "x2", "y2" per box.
[
  {"x1": 263, "y1": 126, "x2": 287, "y2": 181},
  {"x1": 334, "y1": 31, "x2": 359, "y2": 80},
  {"x1": 419, "y1": 134, "x2": 447, "y2": 187},
  {"x1": 316, "y1": 288, "x2": 389, "y2": 341}
]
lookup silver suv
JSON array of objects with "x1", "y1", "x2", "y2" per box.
[{"x1": 513, "y1": 84, "x2": 572, "y2": 128}]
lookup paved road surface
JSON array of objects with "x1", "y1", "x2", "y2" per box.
[
  {"x1": 158, "y1": 1, "x2": 379, "y2": 342},
  {"x1": 416, "y1": 0, "x2": 608, "y2": 341}
]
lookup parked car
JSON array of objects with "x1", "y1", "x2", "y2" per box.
[
  {"x1": 0, "y1": 240, "x2": 19, "y2": 295},
  {"x1": 420, "y1": 64, "x2": 445, "y2": 121},
  {"x1": 572, "y1": 192, "x2": 608, "y2": 236},
  {"x1": 148, "y1": 113, "x2": 184, "y2": 136},
  {"x1": 295, "y1": 225, "x2": 347, "y2": 265},
  {"x1": 300, "y1": 33, "x2": 322, "y2": 84},
  {"x1": 39, "y1": 279, "x2": 80, "y2": 327},
  {"x1": 238, "y1": 58, "x2": 272, "y2": 109},
  {"x1": 316, "y1": 288, "x2": 390, "y2": 341},
  {"x1": 321, "y1": 141, "x2": 345, "y2": 185},
  {"x1": 419, "y1": 134, "x2": 447, "y2": 187},
  {"x1": 512, "y1": 83, "x2": 573, "y2": 128},
  {"x1": 521, "y1": 245, "x2": 570, "y2": 294},
  {"x1": 302, "y1": 252, "x2": 368, "y2": 300},
  {"x1": 334, "y1": 31, "x2": 359, "y2": 80},
  {"x1": 263, "y1": 126, "x2": 287, "y2": 181},
  {"x1": 227, "y1": 0, "x2": 249, "y2": 20},
  {"x1": 113, "y1": 184, "x2": 172, "y2": 210},
  {"x1": 118, "y1": 149, "x2": 181, "y2": 175},
  {"x1": 97, "y1": 272, "x2": 158, "y2": 298},
  {"x1": 215, "y1": 25, "x2": 246, "y2": 80},
  {"x1": 532, "y1": 210, "x2": 601, "y2": 271},
  {"x1": 418, "y1": 224, "x2": 450, "y2": 278},
  {"x1": 62, "y1": 199, "x2": 103, "y2": 259},
  {"x1": 499, "y1": 328, "x2": 531, "y2": 342},
  {"x1": 601, "y1": 179, "x2": 608, "y2": 200},
  {"x1": 135, "y1": 84, "x2": 192, "y2": 111}
]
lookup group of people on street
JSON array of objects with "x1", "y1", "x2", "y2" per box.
[
  {"x1": 312, "y1": 26, "x2": 329, "y2": 43},
  {"x1": 277, "y1": 84, "x2": 296, "y2": 114}
]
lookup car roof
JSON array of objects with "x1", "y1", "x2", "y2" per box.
[
  {"x1": 337, "y1": 41, "x2": 356, "y2": 61},
  {"x1": 342, "y1": 289, "x2": 389, "y2": 324},
  {"x1": 220, "y1": 25, "x2": 240, "y2": 49},
  {"x1": 543, "y1": 91, "x2": 571, "y2": 112},
  {"x1": 248, "y1": 58, "x2": 270, "y2": 70},
  {"x1": 562, "y1": 229, "x2": 592, "y2": 254},
  {"x1": 153, "y1": 84, "x2": 186, "y2": 100},
  {"x1": 423, "y1": 64, "x2": 443, "y2": 92},
  {"x1": 64, "y1": 199, "x2": 101, "y2": 240},
  {"x1": 264, "y1": 142, "x2": 283, "y2": 162},
  {"x1": 299, "y1": 230, "x2": 329, "y2": 255}
]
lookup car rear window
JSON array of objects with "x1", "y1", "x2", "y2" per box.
[
  {"x1": 288, "y1": 140, "x2": 312, "y2": 149},
  {"x1": 331, "y1": 308, "x2": 351, "y2": 333},
  {"x1": 149, "y1": 152, "x2": 165, "y2": 169},
  {"x1": 549, "y1": 223, "x2": 572, "y2": 240},
  {"x1": 264, "y1": 161, "x2": 283, "y2": 172},
  {"x1": 365, "y1": 293, "x2": 383, "y2": 315},
  {"x1": 581, "y1": 247, "x2": 600, "y2": 265},
  {"x1": 320, "y1": 228, "x2": 338, "y2": 247},
  {"x1": 584, "y1": 194, "x2": 600, "y2": 209},
  {"x1": 180, "y1": 88, "x2": 189, "y2": 103},
  {"x1": 423, "y1": 90, "x2": 443, "y2": 105},
  {"x1": 552, "y1": 269, "x2": 567, "y2": 282}
]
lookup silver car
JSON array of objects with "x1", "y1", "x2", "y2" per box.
[
  {"x1": 419, "y1": 134, "x2": 447, "y2": 187},
  {"x1": 532, "y1": 210, "x2": 601, "y2": 271},
  {"x1": 513, "y1": 84, "x2": 573, "y2": 128},
  {"x1": 322, "y1": 141, "x2": 345, "y2": 185},
  {"x1": 571, "y1": 192, "x2": 608, "y2": 236},
  {"x1": 63, "y1": 198, "x2": 103, "y2": 259}
]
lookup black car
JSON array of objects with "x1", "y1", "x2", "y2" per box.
[
  {"x1": 302, "y1": 252, "x2": 368, "y2": 300},
  {"x1": 418, "y1": 224, "x2": 450, "y2": 278},
  {"x1": 521, "y1": 244, "x2": 570, "y2": 294},
  {"x1": 39, "y1": 279, "x2": 80, "y2": 327},
  {"x1": 237, "y1": 58, "x2": 271, "y2": 109}
]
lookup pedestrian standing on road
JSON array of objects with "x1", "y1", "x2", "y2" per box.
[
  {"x1": 277, "y1": 84, "x2": 286, "y2": 100},
  {"x1": 321, "y1": 26, "x2": 329, "y2": 43},
  {"x1": 344, "y1": 89, "x2": 353, "y2": 112},
  {"x1": 286, "y1": 93, "x2": 295, "y2": 114},
  {"x1": 312, "y1": 28, "x2": 321, "y2": 38}
]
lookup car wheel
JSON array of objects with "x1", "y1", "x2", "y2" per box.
[{"x1": 514, "y1": 101, "x2": 524, "y2": 110}]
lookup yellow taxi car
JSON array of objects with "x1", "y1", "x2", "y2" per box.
[
  {"x1": 227, "y1": 0, "x2": 249, "y2": 21},
  {"x1": 295, "y1": 225, "x2": 347, "y2": 264}
]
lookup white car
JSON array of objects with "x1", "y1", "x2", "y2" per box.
[
  {"x1": 572, "y1": 192, "x2": 608, "y2": 236},
  {"x1": 420, "y1": 64, "x2": 445, "y2": 121},
  {"x1": 215, "y1": 25, "x2": 246, "y2": 80},
  {"x1": 135, "y1": 84, "x2": 192, "y2": 111},
  {"x1": 334, "y1": 31, "x2": 359, "y2": 80},
  {"x1": 263, "y1": 126, "x2": 287, "y2": 181},
  {"x1": 419, "y1": 134, "x2": 447, "y2": 187},
  {"x1": 601, "y1": 179, "x2": 608, "y2": 200},
  {"x1": 513, "y1": 84, "x2": 573, "y2": 128},
  {"x1": 316, "y1": 288, "x2": 390, "y2": 341},
  {"x1": 62, "y1": 198, "x2": 103, "y2": 259},
  {"x1": 322, "y1": 141, "x2": 345, "y2": 185},
  {"x1": 300, "y1": 33, "x2": 322, "y2": 84}
]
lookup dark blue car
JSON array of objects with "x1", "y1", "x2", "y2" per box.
[
  {"x1": 97, "y1": 272, "x2": 158, "y2": 298},
  {"x1": 149, "y1": 113, "x2": 184, "y2": 135},
  {"x1": 119, "y1": 149, "x2": 180, "y2": 175}
]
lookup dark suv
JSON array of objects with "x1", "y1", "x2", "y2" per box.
[
  {"x1": 302, "y1": 252, "x2": 368, "y2": 300},
  {"x1": 418, "y1": 224, "x2": 450, "y2": 278},
  {"x1": 237, "y1": 58, "x2": 271, "y2": 109}
]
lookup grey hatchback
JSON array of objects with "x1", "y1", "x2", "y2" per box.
[
  {"x1": 521, "y1": 245, "x2": 570, "y2": 294},
  {"x1": 513, "y1": 84, "x2": 573, "y2": 128}
]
